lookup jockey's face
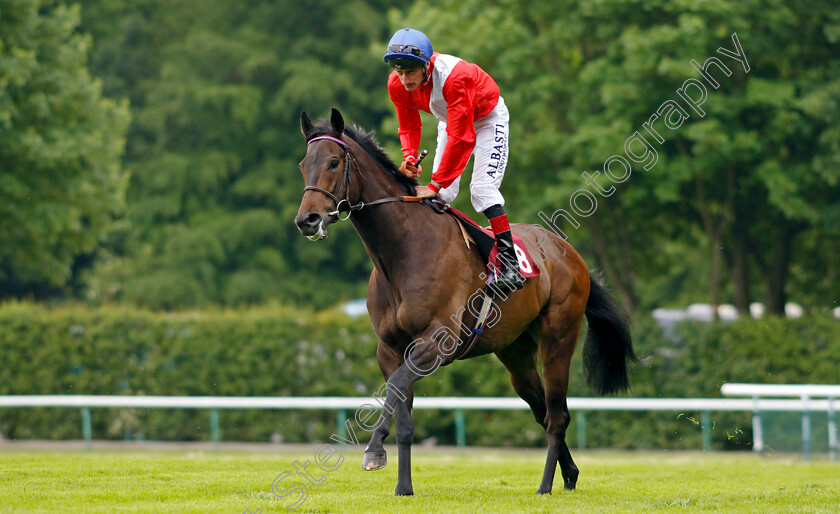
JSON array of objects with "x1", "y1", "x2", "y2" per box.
[{"x1": 395, "y1": 67, "x2": 424, "y2": 92}]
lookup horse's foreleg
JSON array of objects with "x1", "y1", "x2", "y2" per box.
[
  {"x1": 361, "y1": 401, "x2": 392, "y2": 471},
  {"x1": 361, "y1": 363, "x2": 420, "y2": 493},
  {"x1": 361, "y1": 379, "x2": 415, "y2": 471},
  {"x1": 361, "y1": 343, "x2": 402, "y2": 472},
  {"x1": 393, "y1": 380, "x2": 416, "y2": 496},
  {"x1": 363, "y1": 337, "x2": 442, "y2": 496}
]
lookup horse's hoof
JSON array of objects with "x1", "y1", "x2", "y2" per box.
[
  {"x1": 395, "y1": 486, "x2": 414, "y2": 496},
  {"x1": 361, "y1": 450, "x2": 387, "y2": 471},
  {"x1": 564, "y1": 471, "x2": 578, "y2": 490},
  {"x1": 536, "y1": 487, "x2": 552, "y2": 495}
]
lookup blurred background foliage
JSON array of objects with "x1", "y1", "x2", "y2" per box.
[
  {"x1": 1, "y1": 0, "x2": 839, "y2": 448},
  {"x1": 1, "y1": 302, "x2": 837, "y2": 447},
  {"x1": 1, "y1": 0, "x2": 837, "y2": 314}
]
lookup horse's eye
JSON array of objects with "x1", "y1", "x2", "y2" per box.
[{"x1": 329, "y1": 159, "x2": 340, "y2": 169}]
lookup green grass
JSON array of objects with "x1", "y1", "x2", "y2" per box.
[{"x1": 1, "y1": 446, "x2": 838, "y2": 512}]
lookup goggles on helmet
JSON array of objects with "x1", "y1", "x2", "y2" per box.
[{"x1": 387, "y1": 44, "x2": 426, "y2": 58}]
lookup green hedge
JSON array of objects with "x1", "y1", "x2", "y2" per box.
[{"x1": 1, "y1": 302, "x2": 838, "y2": 450}]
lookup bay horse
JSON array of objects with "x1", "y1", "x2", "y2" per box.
[{"x1": 294, "y1": 108, "x2": 635, "y2": 496}]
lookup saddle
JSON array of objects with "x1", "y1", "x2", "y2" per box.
[
  {"x1": 425, "y1": 199, "x2": 540, "y2": 280},
  {"x1": 423, "y1": 199, "x2": 540, "y2": 360}
]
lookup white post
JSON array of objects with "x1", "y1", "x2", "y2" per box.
[
  {"x1": 752, "y1": 395, "x2": 763, "y2": 453},
  {"x1": 828, "y1": 396, "x2": 837, "y2": 463},
  {"x1": 801, "y1": 394, "x2": 811, "y2": 461}
]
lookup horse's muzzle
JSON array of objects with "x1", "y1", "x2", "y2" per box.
[{"x1": 295, "y1": 212, "x2": 332, "y2": 241}]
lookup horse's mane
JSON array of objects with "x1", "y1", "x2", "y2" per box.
[{"x1": 305, "y1": 120, "x2": 418, "y2": 193}]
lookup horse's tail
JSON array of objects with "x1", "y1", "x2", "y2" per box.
[{"x1": 583, "y1": 269, "x2": 636, "y2": 396}]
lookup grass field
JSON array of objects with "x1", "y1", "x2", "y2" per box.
[{"x1": 1, "y1": 446, "x2": 838, "y2": 513}]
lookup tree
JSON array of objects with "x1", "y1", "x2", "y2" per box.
[
  {"x1": 78, "y1": 0, "x2": 394, "y2": 309},
  {"x1": 399, "y1": 0, "x2": 840, "y2": 316},
  {"x1": 0, "y1": 0, "x2": 129, "y2": 298}
]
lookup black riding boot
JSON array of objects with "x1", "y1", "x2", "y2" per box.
[
  {"x1": 493, "y1": 230, "x2": 525, "y2": 291},
  {"x1": 483, "y1": 204, "x2": 525, "y2": 292}
]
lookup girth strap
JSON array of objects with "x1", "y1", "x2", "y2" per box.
[{"x1": 453, "y1": 287, "x2": 496, "y2": 360}]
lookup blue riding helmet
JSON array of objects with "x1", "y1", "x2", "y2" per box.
[{"x1": 383, "y1": 28, "x2": 433, "y2": 69}]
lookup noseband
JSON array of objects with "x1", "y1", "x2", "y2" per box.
[{"x1": 302, "y1": 135, "x2": 425, "y2": 222}]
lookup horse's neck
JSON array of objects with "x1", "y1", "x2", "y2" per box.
[{"x1": 349, "y1": 165, "x2": 443, "y2": 283}]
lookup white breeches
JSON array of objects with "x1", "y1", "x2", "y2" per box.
[{"x1": 434, "y1": 97, "x2": 509, "y2": 213}]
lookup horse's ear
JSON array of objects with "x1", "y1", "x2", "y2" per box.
[
  {"x1": 330, "y1": 108, "x2": 345, "y2": 136},
  {"x1": 300, "y1": 111, "x2": 313, "y2": 138}
]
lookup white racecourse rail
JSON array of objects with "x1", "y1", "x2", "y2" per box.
[
  {"x1": 721, "y1": 383, "x2": 840, "y2": 462},
  {"x1": 0, "y1": 392, "x2": 836, "y2": 459}
]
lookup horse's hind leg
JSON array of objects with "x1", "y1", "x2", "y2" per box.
[
  {"x1": 551, "y1": 396, "x2": 578, "y2": 491},
  {"x1": 495, "y1": 332, "x2": 547, "y2": 430},
  {"x1": 536, "y1": 315, "x2": 582, "y2": 494}
]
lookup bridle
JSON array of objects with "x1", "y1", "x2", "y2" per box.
[
  {"x1": 303, "y1": 135, "x2": 424, "y2": 222},
  {"x1": 302, "y1": 135, "x2": 363, "y2": 221}
]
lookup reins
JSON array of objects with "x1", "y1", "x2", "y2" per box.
[{"x1": 304, "y1": 135, "x2": 424, "y2": 221}]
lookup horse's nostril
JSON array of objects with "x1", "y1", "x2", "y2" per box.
[{"x1": 296, "y1": 212, "x2": 323, "y2": 232}]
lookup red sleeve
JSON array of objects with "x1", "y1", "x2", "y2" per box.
[
  {"x1": 388, "y1": 73, "x2": 421, "y2": 162},
  {"x1": 430, "y1": 65, "x2": 477, "y2": 191}
]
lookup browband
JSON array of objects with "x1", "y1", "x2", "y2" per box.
[{"x1": 307, "y1": 135, "x2": 347, "y2": 148}]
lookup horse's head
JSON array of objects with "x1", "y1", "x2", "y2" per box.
[{"x1": 295, "y1": 108, "x2": 358, "y2": 241}]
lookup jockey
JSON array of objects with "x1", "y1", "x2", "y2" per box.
[{"x1": 383, "y1": 28, "x2": 524, "y2": 291}]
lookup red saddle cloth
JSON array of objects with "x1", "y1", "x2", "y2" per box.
[{"x1": 445, "y1": 206, "x2": 540, "y2": 279}]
